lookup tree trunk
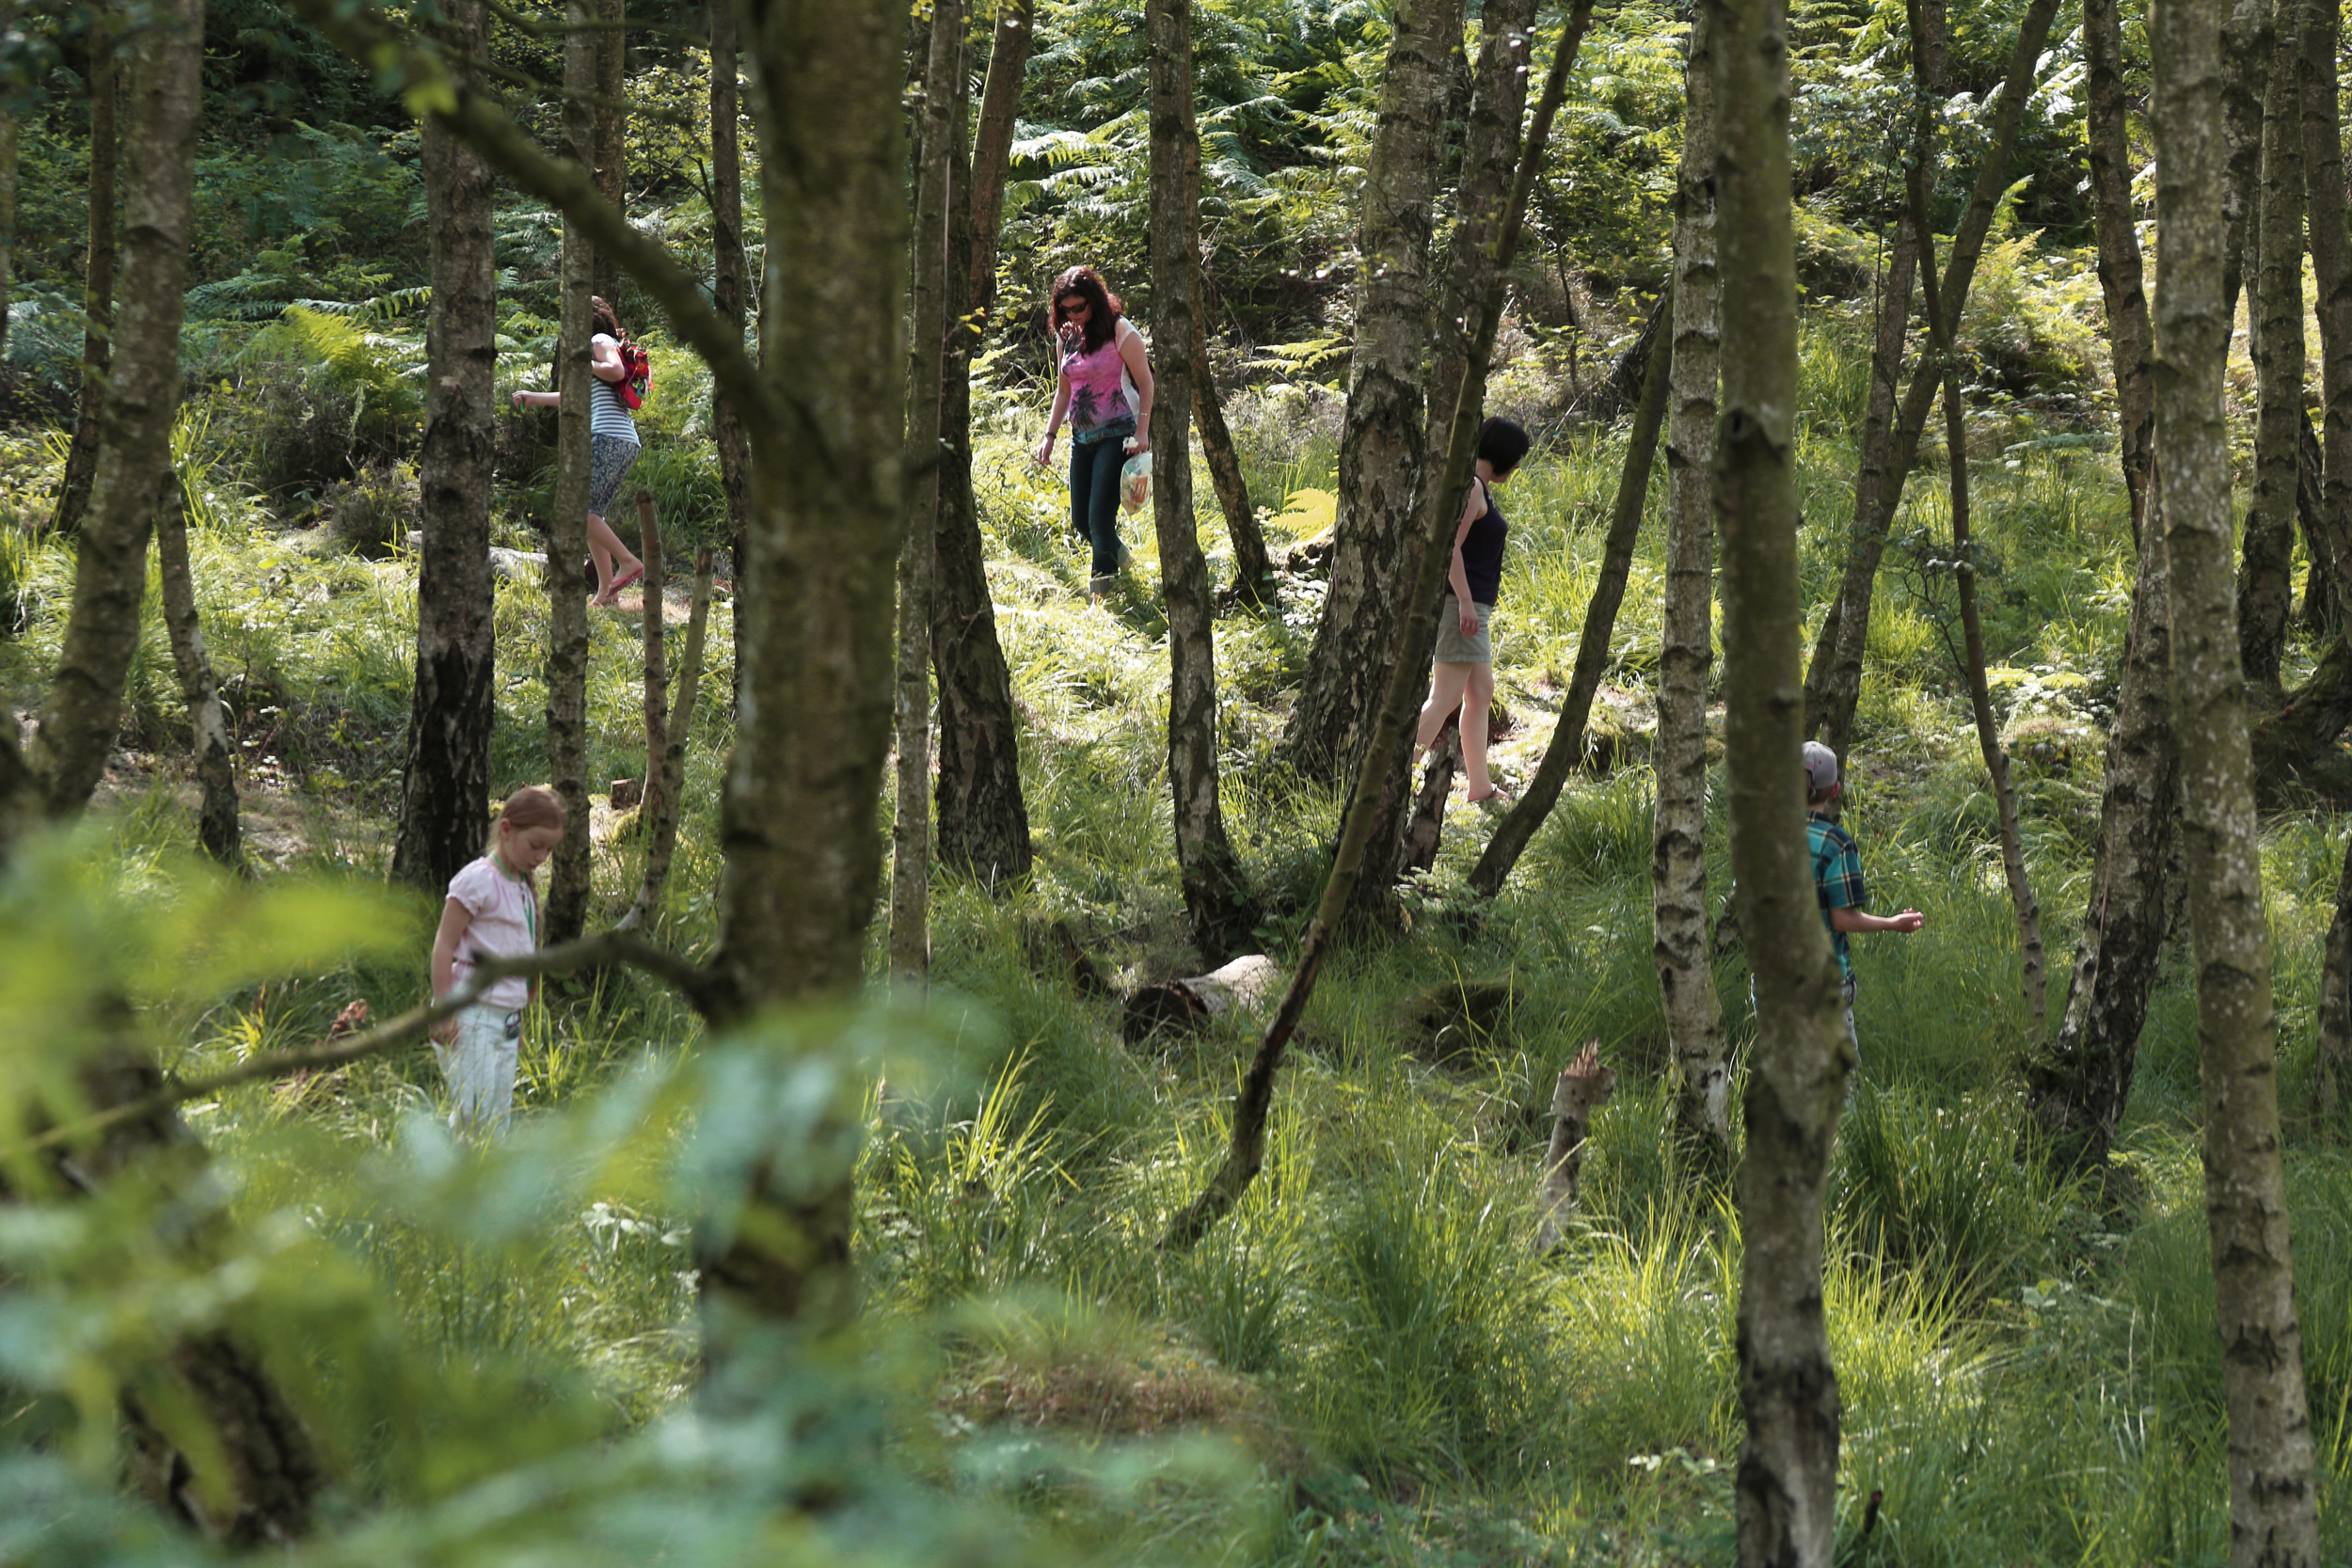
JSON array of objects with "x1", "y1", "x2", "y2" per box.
[
  {"x1": 709, "y1": 0, "x2": 749, "y2": 712},
  {"x1": 1654, "y1": 0, "x2": 1731, "y2": 1152},
  {"x1": 1163, "y1": 11, "x2": 1586, "y2": 1251},
  {"x1": 1913, "y1": 205, "x2": 2043, "y2": 1035},
  {"x1": 930, "y1": 0, "x2": 1033, "y2": 887},
  {"x1": 23, "y1": 0, "x2": 202, "y2": 823},
  {"x1": 1800, "y1": 0, "x2": 2059, "y2": 763},
  {"x1": 1352, "y1": 0, "x2": 1549, "y2": 919},
  {"x1": 1534, "y1": 1040, "x2": 1616, "y2": 1253},
  {"x1": 1470, "y1": 295, "x2": 1670, "y2": 895},
  {"x1": 634, "y1": 490, "x2": 668, "y2": 856},
  {"x1": 50, "y1": 20, "x2": 117, "y2": 538},
  {"x1": 2218, "y1": 0, "x2": 2270, "y2": 326},
  {"x1": 156, "y1": 493, "x2": 240, "y2": 867},
  {"x1": 1713, "y1": 0, "x2": 1849, "y2": 1554},
  {"x1": 0, "y1": 84, "x2": 17, "y2": 365},
  {"x1": 2303, "y1": 0, "x2": 2352, "y2": 620},
  {"x1": 1275, "y1": 0, "x2": 1462, "y2": 780},
  {"x1": 2084, "y1": 0, "x2": 2156, "y2": 545},
  {"x1": 1149, "y1": 0, "x2": 1253, "y2": 962},
  {"x1": 590, "y1": 0, "x2": 625, "y2": 306},
  {"x1": 1193, "y1": 295, "x2": 1273, "y2": 606},
  {"x1": 626, "y1": 545, "x2": 710, "y2": 932},
  {"x1": 2152, "y1": 0, "x2": 2323, "y2": 1550},
  {"x1": 2239, "y1": 1, "x2": 2305, "y2": 686},
  {"x1": 893, "y1": 0, "x2": 959, "y2": 982},
  {"x1": 1400, "y1": 717, "x2": 1459, "y2": 873},
  {"x1": 393, "y1": 0, "x2": 498, "y2": 896},
  {"x1": 697, "y1": 0, "x2": 908, "y2": 1340},
  {"x1": 543, "y1": 0, "x2": 597, "y2": 944},
  {"x1": 2317, "y1": 827, "x2": 2352, "y2": 1126},
  {"x1": 2021, "y1": 0, "x2": 2175, "y2": 1171}
]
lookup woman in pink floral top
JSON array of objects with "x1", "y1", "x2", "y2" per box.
[{"x1": 1031, "y1": 265, "x2": 1154, "y2": 600}]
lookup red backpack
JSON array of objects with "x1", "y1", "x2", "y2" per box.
[{"x1": 616, "y1": 341, "x2": 652, "y2": 410}]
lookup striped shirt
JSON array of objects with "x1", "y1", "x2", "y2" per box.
[{"x1": 589, "y1": 335, "x2": 641, "y2": 441}]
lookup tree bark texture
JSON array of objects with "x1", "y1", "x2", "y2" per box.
[
  {"x1": 0, "y1": 91, "x2": 17, "y2": 364},
  {"x1": 543, "y1": 1, "x2": 597, "y2": 944},
  {"x1": 2217, "y1": 0, "x2": 2269, "y2": 326},
  {"x1": 24, "y1": 0, "x2": 201, "y2": 823},
  {"x1": 1150, "y1": 0, "x2": 1253, "y2": 962},
  {"x1": 50, "y1": 19, "x2": 115, "y2": 538},
  {"x1": 2084, "y1": 0, "x2": 2156, "y2": 544},
  {"x1": 2238, "y1": 3, "x2": 2305, "y2": 686},
  {"x1": 2317, "y1": 826, "x2": 2352, "y2": 1126},
  {"x1": 2302, "y1": 0, "x2": 2352, "y2": 619},
  {"x1": 1654, "y1": 0, "x2": 1731, "y2": 1152},
  {"x1": 1353, "y1": 0, "x2": 1550, "y2": 917},
  {"x1": 393, "y1": 0, "x2": 498, "y2": 896},
  {"x1": 1801, "y1": 0, "x2": 2059, "y2": 763},
  {"x1": 1276, "y1": 0, "x2": 1462, "y2": 780},
  {"x1": 635, "y1": 493, "x2": 670, "y2": 864},
  {"x1": 2152, "y1": 0, "x2": 2322, "y2": 1552},
  {"x1": 626, "y1": 530, "x2": 711, "y2": 934},
  {"x1": 931, "y1": 14, "x2": 1033, "y2": 887},
  {"x1": 590, "y1": 0, "x2": 625, "y2": 306},
  {"x1": 156, "y1": 494, "x2": 240, "y2": 867},
  {"x1": 709, "y1": 0, "x2": 749, "y2": 711},
  {"x1": 967, "y1": 0, "x2": 1032, "y2": 316},
  {"x1": 1713, "y1": 0, "x2": 1848, "y2": 1557},
  {"x1": 1193, "y1": 288, "x2": 1273, "y2": 605},
  {"x1": 1162, "y1": 15, "x2": 1585, "y2": 1250},
  {"x1": 1469, "y1": 298, "x2": 1670, "y2": 896},
  {"x1": 892, "y1": 0, "x2": 959, "y2": 982}
]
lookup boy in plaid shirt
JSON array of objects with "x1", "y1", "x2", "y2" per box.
[{"x1": 1804, "y1": 741, "x2": 1924, "y2": 1056}]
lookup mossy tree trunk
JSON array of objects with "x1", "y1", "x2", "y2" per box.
[
  {"x1": 2023, "y1": 0, "x2": 2175, "y2": 1170},
  {"x1": 50, "y1": 17, "x2": 116, "y2": 538},
  {"x1": 930, "y1": 0, "x2": 1032, "y2": 887},
  {"x1": 1799, "y1": 0, "x2": 2059, "y2": 763},
  {"x1": 156, "y1": 494, "x2": 240, "y2": 867},
  {"x1": 2238, "y1": 0, "x2": 2305, "y2": 686},
  {"x1": 17, "y1": 0, "x2": 202, "y2": 826},
  {"x1": 1276, "y1": 0, "x2": 1459, "y2": 781},
  {"x1": 1654, "y1": 0, "x2": 1730, "y2": 1152},
  {"x1": 542, "y1": 0, "x2": 596, "y2": 943},
  {"x1": 892, "y1": 0, "x2": 959, "y2": 983},
  {"x1": 1713, "y1": 0, "x2": 1850, "y2": 1554},
  {"x1": 710, "y1": 0, "x2": 748, "y2": 711},
  {"x1": 2218, "y1": 0, "x2": 2269, "y2": 325},
  {"x1": 1469, "y1": 298, "x2": 1669, "y2": 896},
  {"x1": 1150, "y1": 0, "x2": 1253, "y2": 962},
  {"x1": 591, "y1": 0, "x2": 625, "y2": 307},
  {"x1": 2152, "y1": 0, "x2": 2322, "y2": 1551},
  {"x1": 393, "y1": 0, "x2": 497, "y2": 896}
]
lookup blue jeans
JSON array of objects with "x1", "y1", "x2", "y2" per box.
[{"x1": 1069, "y1": 422, "x2": 1133, "y2": 580}]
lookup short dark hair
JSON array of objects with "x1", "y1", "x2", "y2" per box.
[{"x1": 1478, "y1": 416, "x2": 1532, "y2": 477}]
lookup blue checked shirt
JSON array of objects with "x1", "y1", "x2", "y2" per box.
[{"x1": 1808, "y1": 812, "x2": 1867, "y2": 984}]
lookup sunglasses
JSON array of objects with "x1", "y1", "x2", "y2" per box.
[{"x1": 1057, "y1": 296, "x2": 1092, "y2": 315}]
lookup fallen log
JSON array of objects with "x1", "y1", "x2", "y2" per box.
[{"x1": 1121, "y1": 954, "x2": 1282, "y2": 1044}]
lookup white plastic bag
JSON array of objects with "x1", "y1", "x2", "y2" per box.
[{"x1": 1120, "y1": 449, "x2": 1152, "y2": 515}]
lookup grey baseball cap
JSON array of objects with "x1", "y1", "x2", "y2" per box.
[{"x1": 1802, "y1": 740, "x2": 1839, "y2": 793}]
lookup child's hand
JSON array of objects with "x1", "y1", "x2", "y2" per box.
[
  {"x1": 1888, "y1": 909, "x2": 1925, "y2": 933},
  {"x1": 431, "y1": 1016, "x2": 457, "y2": 1047}
]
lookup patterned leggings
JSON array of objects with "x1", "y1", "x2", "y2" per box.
[{"x1": 588, "y1": 435, "x2": 642, "y2": 517}]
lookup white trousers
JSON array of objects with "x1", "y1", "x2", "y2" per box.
[{"x1": 436, "y1": 1004, "x2": 520, "y2": 1134}]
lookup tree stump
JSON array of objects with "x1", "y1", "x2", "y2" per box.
[{"x1": 1535, "y1": 1039, "x2": 1616, "y2": 1253}]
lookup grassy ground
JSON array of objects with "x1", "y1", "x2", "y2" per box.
[{"x1": 4, "y1": 308, "x2": 2351, "y2": 1563}]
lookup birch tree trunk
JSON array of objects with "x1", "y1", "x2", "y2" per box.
[
  {"x1": 1469, "y1": 300, "x2": 1669, "y2": 896},
  {"x1": 1713, "y1": 0, "x2": 1848, "y2": 1554},
  {"x1": 590, "y1": 0, "x2": 625, "y2": 307},
  {"x1": 23, "y1": 0, "x2": 202, "y2": 822},
  {"x1": 156, "y1": 495, "x2": 240, "y2": 866},
  {"x1": 625, "y1": 546, "x2": 710, "y2": 932},
  {"x1": 930, "y1": 0, "x2": 1033, "y2": 886},
  {"x1": 2238, "y1": 3, "x2": 2304, "y2": 685},
  {"x1": 50, "y1": 19, "x2": 115, "y2": 538},
  {"x1": 1149, "y1": 0, "x2": 1252, "y2": 962},
  {"x1": 1800, "y1": 0, "x2": 2060, "y2": 762},
  {"x1": 1654, "y1": 0, "x2": 1730, "y2": 1151},
  {"x1": 543, "y1": 0, "x2": 597, "y2": 943},
  {"x1": 892, "y1": 0, "x2": 959, "y2": 982},
  {"x1": 709, "y1": 0, "x2": 749, "y2": 711},
  {"x1": 1276, "y1": 0, "x2": 1461, "y2": 779},
  {"x1": 0, "y1": 77, "x2": 16, "y2": 365},
  {"x1": 2218, "y1": 0, "x2": 2270, "y2": 326},
  {"x1": 393, "y1": 0, "x2": 497, "y2": 895},
  {"x1": 2021, "y1": 0, "x2": 2176, "y2": 1169},
  {"x1": 2301, "y1": 0, "x2": 2352, "y2": 619},
  {"x1": 2153, "y1": 0, "x2": 2322, "y2": 1550},
  {"x1": 1193, "y1": 293, "x2": 1273, "y2": 606}
]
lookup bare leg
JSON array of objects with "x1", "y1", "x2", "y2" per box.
[
  {"x1": 587, "y1": 512, "x2": 644, "y2": 604},
  {"x1": 1417, "y1": 660, "x2": 1474, "y2": 754},
  {"x1": 1460, "y1": 660, "x2": 1497, "y2": 798}
]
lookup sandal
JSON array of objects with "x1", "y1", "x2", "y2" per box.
[
  {"x1": 1466, "y1": 784, "x2": 1515, "y2": 806},
  {"x1": 607, "y1": 564, "x2": 644, "y2": 595}
]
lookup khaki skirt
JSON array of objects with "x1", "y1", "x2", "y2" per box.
[{"x1": 1434, "y1": 594, "x2": 1493, "y2": 663}]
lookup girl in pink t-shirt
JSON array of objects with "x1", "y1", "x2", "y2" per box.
[
  {"x1": 428, "y1": 786, "x2": 565, "y2": 1133},
  {"x1": 1029, "y1": 265, "x2": 1154, "y2": 601}
]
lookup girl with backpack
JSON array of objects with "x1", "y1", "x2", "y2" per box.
[{"x1": 512, "y1": 295, "x2": 650, "y2": 606}]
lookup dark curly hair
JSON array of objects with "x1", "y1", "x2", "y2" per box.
[{"x1": 1050, "y1": 265, "x2": 1122, "y2": 356}]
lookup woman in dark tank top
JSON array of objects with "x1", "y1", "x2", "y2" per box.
[{"x1": 1413, "y1": 416, "x2": 1532, "y2": 803}]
